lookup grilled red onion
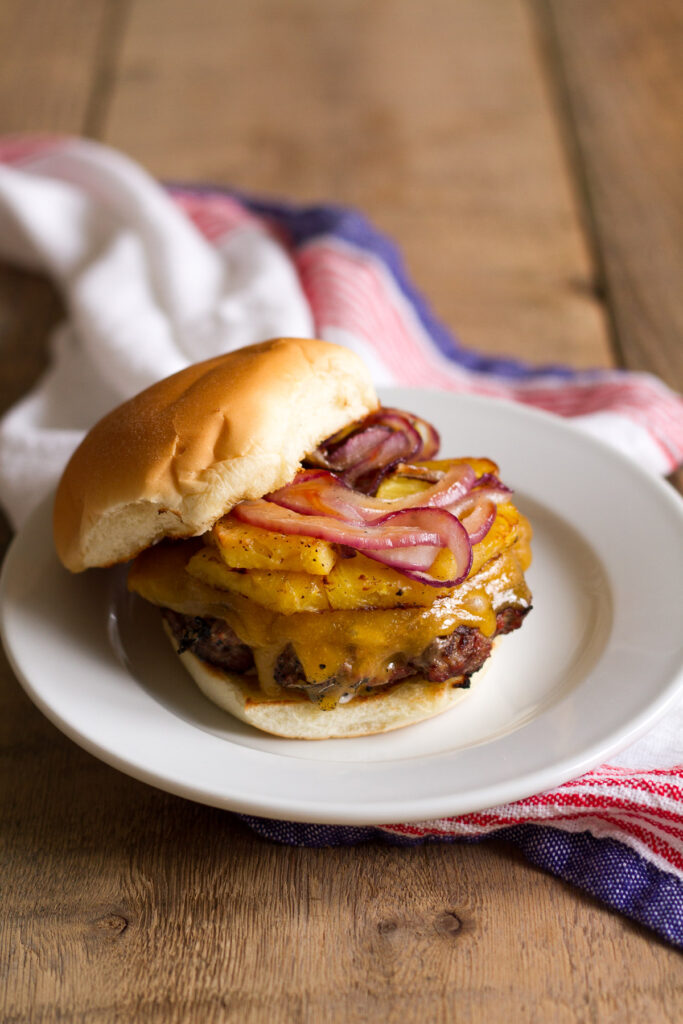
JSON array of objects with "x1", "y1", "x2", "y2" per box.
[
  {"x1": 445, "y1": 475, "x2": 511, "y2": 544},
  {"x1": 392, "y1": 462, "x2": 445, "y2": 483},
  {"x1": 348, "y1": 429, "x2": 417, "y2": 491},
  {"x1": 268, "y1": 466, "x2": 476, "y2": 524},
  {"x1": 231, "y1": 405, "x2": 514, "y2": 586},
  {"x1": 308, "y1": 407, "x2": 441, "y2": 493},
  {"x1": 458, "y1": 498, "x2": 497, "y2": 544},
  {"x1": 409, "y1": 416, "x2": 440, "y2": 460},
  {"x1": 471, "y1": 472, "x2": 512, "y2": 496},
  {"x1": 449, "y1": 475, "x2": 511, "y2": 513},
  {"x1": 311, "y1": 425, "x2": 391, "y2": 472},
  {"x1": 234, "y1": 501, "x2": 472, "y2": 586}
]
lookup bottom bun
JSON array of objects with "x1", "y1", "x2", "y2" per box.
[{"x1": 164, "y1": 621, "x2": 495, "y2": 739}]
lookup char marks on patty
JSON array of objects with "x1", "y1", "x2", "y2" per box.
[
  {"x1": 163, "y1": 609, "x2": 254, "y2": 674},
  {"x1": 162, "y1": 605, "x2": 530, "y2": 703}
]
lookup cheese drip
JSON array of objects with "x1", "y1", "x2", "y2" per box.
[
  {"x1": 129, "y1": 522, "x2": 532, "y2": 698},
  {"x1": 242, "y1": 543, "x2": 530, "y2": 698}
]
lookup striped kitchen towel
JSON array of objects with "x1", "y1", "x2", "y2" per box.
[{"x1": 0, "y1": 135, "x2": 681, "y2": 946}]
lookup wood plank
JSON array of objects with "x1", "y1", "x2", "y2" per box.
[
  {"x1": 0, "y1": 0, "x2": 115, "y2": 135},
  {"x1": 2, "y1": 686, "x2": 681, "y2": 1024},
  {"x1": 539, "y1": 0, "x2": 683, "y2": 391},
  {"x1": 103, "y1": 0, "x2": 612, "y2": 370}
]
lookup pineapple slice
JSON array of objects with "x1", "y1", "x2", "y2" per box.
[
  {"x1": 188, "y1": 545, "x2": 446, "y2": 613},
  {"x1": 186, "y1": 501, "x2": 522, "y2": 614},
  {"x1": 181, "y1": 459, "x2": 525, "y2": 615},
  {"x1": 376, "y1": 458, "x2": 498, "y2": 500},
  {"x1": 322, "y1": 503, "x2": 520, "y2": 609},
  {"x1": 212, "y1": 515, "x2": 337, "y2": 575},
  {"x1": 187, "y1": 548, "x2": 330, "y2": 613},
  {"x1": 323, "y1": 553, "x2": 448, "y2": 608}
]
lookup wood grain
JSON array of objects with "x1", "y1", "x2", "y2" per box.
[
  {"x1": 0, "y1": 0, "x2": 114, "y2": 135},
  {"x1": 539, "y1": 0, "x2": 683, "y2": 391},
  {"x1": 103, "y1": 0, "x2": 612, "y2": 369},
  {"x1": 2, "y1": 682, "x2": 681, "y2": 1024},
  {"x1": 1, "y1": 1, "x2": 682, "y2": 1022}
]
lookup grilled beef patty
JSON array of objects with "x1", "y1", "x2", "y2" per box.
[
  {"x1": 163, "y1": 604, "x2": 530, "y2": 703},
  {"x1": 163, "y1": 610, "x2": 254, "y2": 674}
]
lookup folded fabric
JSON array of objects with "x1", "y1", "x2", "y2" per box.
[{"x1": 0, "y1": 135, "x2": 681, "y2": 946}]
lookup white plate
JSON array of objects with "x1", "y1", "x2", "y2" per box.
[{"x1": 2, "y1": 391, "x2": 682, "y2": 824}]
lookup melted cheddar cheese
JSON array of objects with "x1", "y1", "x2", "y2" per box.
[{"x1": 127, "y1": 460, "x2": 532, "y2": 701}]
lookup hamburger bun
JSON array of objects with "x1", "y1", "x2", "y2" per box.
[{"x1": 54, "y1": 337, "x2": 378, "y2": 572}]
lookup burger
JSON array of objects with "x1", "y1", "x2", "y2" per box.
[{"x1": 53, "y1": 337, "x2": 532, "y2": 739}]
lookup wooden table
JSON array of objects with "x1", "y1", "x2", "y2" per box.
[{"x1": 1, "y1": 2, "x2": 681, "y2": 1020}]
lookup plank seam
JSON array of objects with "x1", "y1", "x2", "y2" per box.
[
  {"x1": 82, "y1": 0, "x2": 134, "y2": 140},
  {"x1": 526, "y1": 0, "x2": 627, "y2": 371}
]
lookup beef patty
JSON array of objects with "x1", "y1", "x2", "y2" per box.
[
  {"x1": 163, "y1": 610, "x2": 254, "y2": 674},
  {"x1": 163, "y1": 603, "x2": 530, "y2": 703},
  {"x1": 162, "y1": 602, "x2": 532, "y2": 708}
]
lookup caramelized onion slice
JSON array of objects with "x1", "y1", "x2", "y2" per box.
[
  {"x1": 446, "y1": 476, "x2": 511, "y2": 545},
  {"x1": 458, "y1": 497, "x2": 497, "y2": 544},
  {"x1": 448, "y1": 475, "x2": 511, "y2": 513},
  {"x1": 233, "y1": 500, "x2": 472, "y2": 586},
  {"x1": 346, "y1": 429, "x2": 417, "y2": 491},
  {"x1": 311, "y1": 425, "x2": 393, "y2": 472},
  {"x1": 269, "y1": 466, "x2": 477, "y2": 524},
  {"x1": 410, "y1": 416, "x2": 440, "y2": 459},
  {"x1": 308, "y1": 406, "x2": 441, "y2": 493},
  {"x1": 392, "y1": 462, "x2": 445, "y2": 483},
  {"x1": 471, "y1": 473, "x2": 513, "y2": 498},
  {"x1": 365, "y1": 408, "x2": 440, "y2": 459}
]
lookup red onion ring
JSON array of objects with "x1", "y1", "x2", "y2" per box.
[
  {"x1": 308, "y1": 406, "x2": 441, "y2": 493},
  {"x1": 312, "y1": 425, "x2": 392, "y2": 472},
  {"x1": 346, "y1": 429, "x2": 418, "y2": 491},
  {"x1": 231, "y1": 406, "x2": 515, "y2": 588},
  {"x1": 268, "y1": 466, "x2": 477, "y2": 524},
  {"x1": 411, "y1": 417, "x2": 440, "y2": 459},
  {"x1": 458, "y1": 497, "x2": 497, "y2": 544},
  {"x1": 365, "y1": 408, "x2": 440, "y2": 459},
  {"x1": 392, "y1": 462, "x2": 445, "y2": 483},
  {"x1": 233, "y1": 500, "x2": 472, "y2": 586},
  {"x1": 445, "y1": 475, "x2": 511, "y2": 544},
  {"x1": 448, "y1": 476, "x2": 511, "y2": 514}
]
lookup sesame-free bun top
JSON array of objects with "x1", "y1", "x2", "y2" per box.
[{"x1": 54, "y1": 338, "x2": 378, "y2": 572}]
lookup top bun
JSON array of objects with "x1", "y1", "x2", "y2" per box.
[{"x1": 54, "y1": 338, "x2": 378, "y2": 572}]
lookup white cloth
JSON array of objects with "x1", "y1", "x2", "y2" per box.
[{"x1": 0, "y1": 138, "x2": 314, "y2": 526}]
